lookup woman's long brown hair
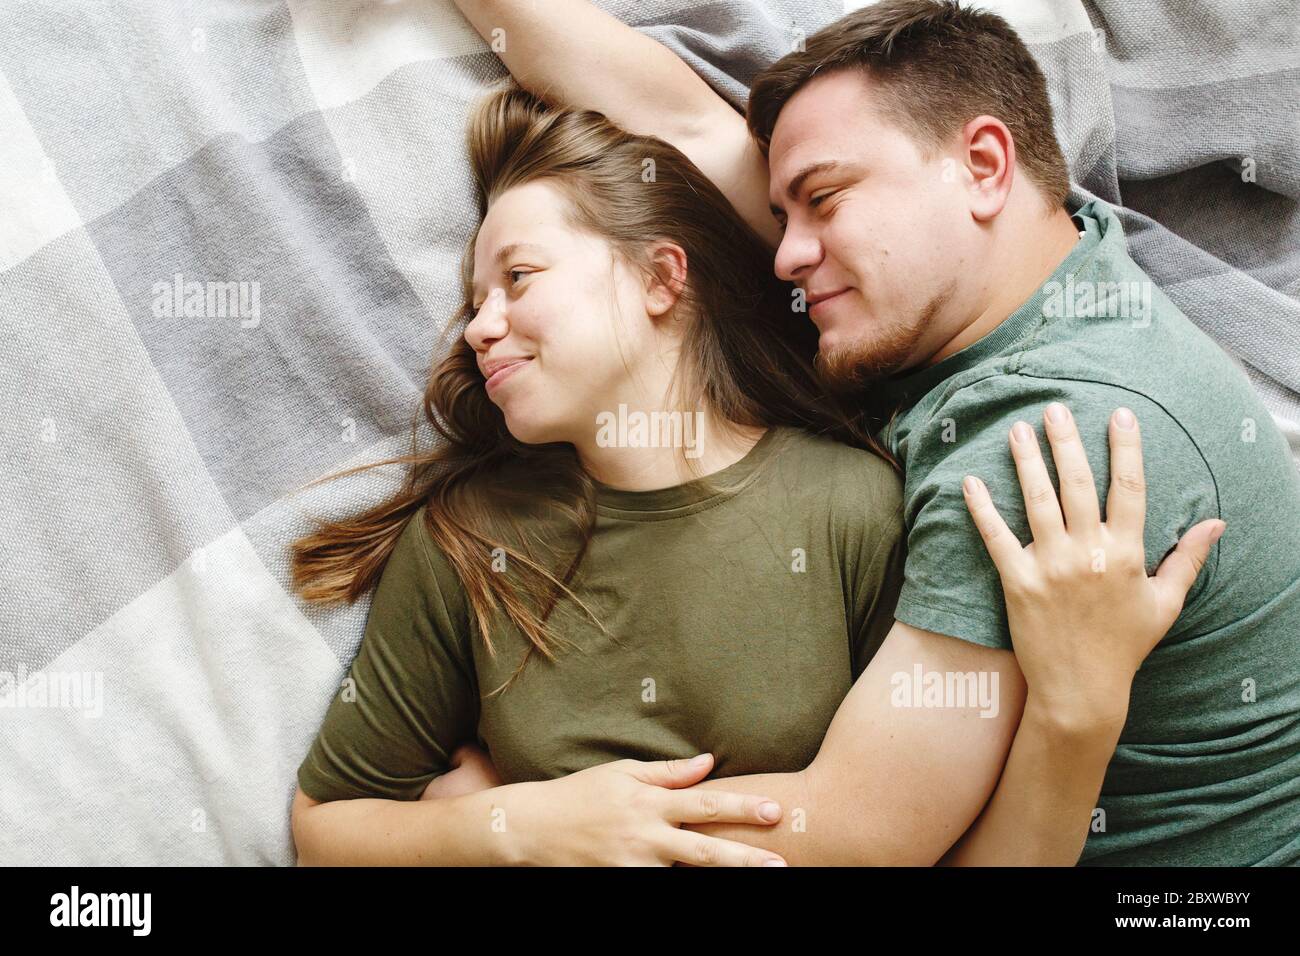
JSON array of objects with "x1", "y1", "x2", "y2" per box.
[{"x1": 290, "y1": 85, "x2": 896, "y2": 694}]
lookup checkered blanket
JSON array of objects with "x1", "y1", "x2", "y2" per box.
[{"x1": 1, "y1": 0, "x2": 1295, "y2": 864}]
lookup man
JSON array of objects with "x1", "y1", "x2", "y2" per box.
[
  {"x1": 737, "y1": 0, "x2": 1300, "y2": 864},
  {"x1": 435, "y1": 0, "x2": 1300, "y2": 865}
]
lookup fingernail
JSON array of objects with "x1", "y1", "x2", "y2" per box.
[
  {"x1": 963, "y1": 475, "x2": 979, "y2": 495},
  {"x1": 763, "y1": 859, "x2": 788, "y2": 867},
  {"x1": 1013, "y1": 421, "x2": 1033, "y2": 444},
  {"x1": 1046, "y1": 402, "x2": 1068, "y2": 424},
  {"x1": 690, "y1": 753, "x2": 711, "y2": 768},
  {"x1": 1114, "y1": 407, "x2": 1135, "y2": 430},
  {"x1": 759, "y1": 801, "x2": 781, "y2": 821},
  {"x1": 1209, "y1": 521, "x2": 1226, "y2": 543}
]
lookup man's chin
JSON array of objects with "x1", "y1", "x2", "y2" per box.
[
  {"x1": 814, "y1": 339, "x2": 903, "y2": 394},
  {"x1": 813, "y1": 311, "x2": 931, "y2": 393}
]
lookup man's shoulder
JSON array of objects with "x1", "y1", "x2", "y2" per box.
[
  {"x1": 905, "y1": 370, "x2": 1205, "y2": 469},
  {"x1": 899, "y1": 230, "x2": 1259, "y2": 478},
  {"x1": 897, "y1": 370, "x2": 1220, "y2": 549}
]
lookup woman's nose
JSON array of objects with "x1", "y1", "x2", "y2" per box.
[{"x1": 464, "y1": 287, "x2": 508, "y2": 349}]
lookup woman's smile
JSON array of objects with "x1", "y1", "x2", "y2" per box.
[{"x1": 484, "y1": 357, "x2": 533, "y2": 393}]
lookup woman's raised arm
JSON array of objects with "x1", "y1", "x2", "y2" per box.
[{"x1": 449, "y1": 0, "x2": 779, "y2": 246}]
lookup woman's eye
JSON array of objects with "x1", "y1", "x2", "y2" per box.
[
  {"x1": 468, "y1": 272, "x2": 532, "y2": 315},
  {"x1": 809, "y1": 191, "x2": 833, "y2": 209}
]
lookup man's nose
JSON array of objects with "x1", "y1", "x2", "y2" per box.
[{"x1": 773, "y1": 225, "x2": 821, "y2": 283}]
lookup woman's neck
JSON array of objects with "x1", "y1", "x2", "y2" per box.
[{"x1": 575, "y1": 410, "x2": 768, "y2": 491}]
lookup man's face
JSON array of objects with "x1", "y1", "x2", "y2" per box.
[{"x1": 767, "y1": 68, "x2": 977, "y2": 390}]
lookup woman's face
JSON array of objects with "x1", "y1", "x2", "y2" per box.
[{"x1": 464, "y1": 179, "x2": 671, "y2": 447}]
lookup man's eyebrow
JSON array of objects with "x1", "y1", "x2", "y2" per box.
[
  {"x1": 471, "y1": 242, "x2": 545, "y2": 301},
  {"x1": 769, "y1": 161, "x2": 846, "y2": 218}
]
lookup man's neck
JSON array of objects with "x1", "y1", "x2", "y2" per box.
[{"x1": 925, "y1": 205, "x2": 1082, "y2": 368}]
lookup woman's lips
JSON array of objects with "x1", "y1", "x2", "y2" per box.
[{"x1": 485, "y1": 358, "x2": 532, "y2": 393}]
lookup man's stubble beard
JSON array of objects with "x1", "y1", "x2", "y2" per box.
[{"x1": 813, "y1": 279, "x2": 956, "y2": 397}]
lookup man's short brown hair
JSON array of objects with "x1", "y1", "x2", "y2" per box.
[{"x1": 747, "y1": 0, "x2": 1070, "y2": 209}]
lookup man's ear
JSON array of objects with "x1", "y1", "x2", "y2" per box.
[
  {"x1": 644, "y1": 242, "x2": 688, "y2": 319},
  {"x1": 959, "y1": 115, "x2": 1015, "y2": 222}
]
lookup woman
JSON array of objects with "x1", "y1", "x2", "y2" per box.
[{"x1": 286, "y1": 85, "x2": 1217, "y2": 866}]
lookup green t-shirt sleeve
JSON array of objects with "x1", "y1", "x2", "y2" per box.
[
  {"x1": 894, "y1": 374, "x2": 1219, "y2": 651},
  {"x1": 296, "y1": 509, "x2": 480, "y2": 802},
  {"x1": 844, "y1": 454, "x2": 908, "y2": 679}
]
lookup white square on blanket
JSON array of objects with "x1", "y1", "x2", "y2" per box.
[{"x1": 288, "y1": 0, "x2": 488, "y2": 111}]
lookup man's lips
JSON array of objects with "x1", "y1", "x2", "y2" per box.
[
  {"x1": 807, "y1": 288, "x2": 850, "y2": 319},
  {"x1": 483, "y1": 357, "x2": 532, "y2": 391}
]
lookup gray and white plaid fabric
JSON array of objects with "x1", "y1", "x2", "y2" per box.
[{"x1": 1, "y1": 0, "x2": 1295, "y2": 864}]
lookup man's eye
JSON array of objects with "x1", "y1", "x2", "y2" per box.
[{"x1": 809, "y1": 191, "x2": 832, "y2": 209}]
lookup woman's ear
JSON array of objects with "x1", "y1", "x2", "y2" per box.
[{"x1": 644, "y1": 242, "x2": 688, "y2": 319}]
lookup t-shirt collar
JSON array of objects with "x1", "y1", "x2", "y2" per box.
[{"x1": 593, "y1": 424, "x2": 788, "y2": 518}]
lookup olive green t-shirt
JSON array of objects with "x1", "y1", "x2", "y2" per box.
[
  {"x1": 877, "y1": 199, "x2": 1300, "y2": 866},
  {"x1": 297, "y1": 425, "x2": 906, "y2": 802}
]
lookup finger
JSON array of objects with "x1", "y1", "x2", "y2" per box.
[
  {"x1": 1105, "y1": 407, "x2": 1146, "y2": 538},
  {"x1": 663, "y1": 788, "x2": 784, "y2": 828},
  {"x1": 1008, "y1": 419, "x2": 1067, "y2": 545},
  {"x1": 1151, "y1": 518, "x2": 1225, "y2": 624},
  {"x1": 962, "y1": 474, "x2": 1025, "y2": 573},
  {"x1": 664, "y1": 830, "x2": 787, "y2": 867},
  {"x1": 625, "y1": 753, "x2": 714, "y2": 789},
  {"x1": 1042, "y1": 403, "x2": 1101, "y2": 533}
]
